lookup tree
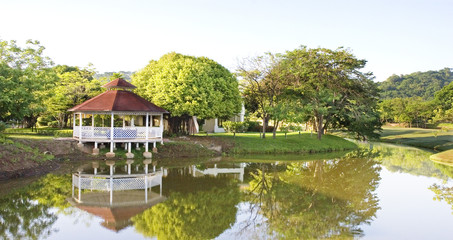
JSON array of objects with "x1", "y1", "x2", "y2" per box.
[
  {"x1": 0, "y1": 39, "x2": 56, "y2": 127},
  {"x1": 238, "y1": 53, "x2": 287, "y2": 138},
  {"x1": 44, "y1": 65, "x2": 101, "y2": 128},
  {"x1": 132, "y1": 53, "x2": 242, "y2": 134},
  {"x1": 281, "y1": 46, "x2": 381, "y2": 140},
  {"x1": 222, "y1": 121, "x2": 248, "y2": 137}
]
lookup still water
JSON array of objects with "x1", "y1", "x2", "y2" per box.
[{"x1": 1, "y1": 143, "x2": 453, "y2": 239}]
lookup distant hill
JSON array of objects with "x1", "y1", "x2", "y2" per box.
[
  {"x1": 94, "y1": 71, "x2": 134, "y2": 80},
  {"x1": 378, "y1": 68, "x2": 453, "y2": 100}
]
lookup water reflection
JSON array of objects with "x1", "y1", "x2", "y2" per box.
[
  {"x1": 68, "y1": 160, "x2": 165, "y2": 232},
  {"x1": 2, "y1": 144, "x2": 453, "y2": 239},
  {"x1": 238, "y1": 150, "x2": 381, "y2": 239},
  {"x1": 132, "y1": 168, "x2": 241, "y2": 239}
]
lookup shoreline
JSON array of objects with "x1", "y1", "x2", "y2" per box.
[{"x1": 0, "y1": 133, "x2": 357, "y2": 181}]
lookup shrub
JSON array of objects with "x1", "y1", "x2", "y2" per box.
[
  {"x1": 0, "y1": 121, "x2": 6, "y2": 133},
  {"x1": 47, "y1": 121, "x2": 59, "y2": 128},
  {"x1": 223, "y1": 121, "x2": 249, "y2": 136}
]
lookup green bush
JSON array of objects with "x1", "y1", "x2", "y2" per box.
[
  {"x1": 246, "y1": 121, "x2": 260, "y2": 131},
  {"x1": 0, "y1": 122, "x2": 6, "y2": 133},
  {"x1": 47, "y1": 121, "x2": 59, "y2": 128},
  {"x1": 223, "y1": 121, "x2": 249, "y2": 136}
]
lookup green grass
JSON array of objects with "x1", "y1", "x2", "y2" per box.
[
  {"x1": 198, "y1": 131, "x2": 357, "y2": 154},
  {"x1": 0, "y1": 135, "x2": 54, "y2": 163},
  {"x1": 4, "y1": 127, "x2": 73, "y2": 139},
  {"x1": 380, "y1": 127, "x2": 453, "y2": 151},
  {"x1": 438, "y1": 123, "x2": 453, "y2": 130},
  {"x1": 430, "y1": 150, "x2": 453, "y2": 165}
]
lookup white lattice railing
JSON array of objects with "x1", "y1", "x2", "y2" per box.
[
  {"x1": 73, "y1": 126, "x2": 162, "y2": 139},
  {"x1": 73, "y1": 172, "x2": 162, "y2": 191}
]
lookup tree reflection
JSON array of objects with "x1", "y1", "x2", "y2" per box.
[
  {"x1": 243, "y1": 150, "x2": 381, "y2": 239},
  {"x1": 0, "y1": 173, "x2": 74, "y2": 240},
  {"x1": 429, "y1": 163, "x2": 453, "y2": 213},
  {"x1": 132, "y1": 169, "x2": 240, "y2": 240},
  {"x1": 0, "y1": 186, "x2": 56, "y2": 240}
]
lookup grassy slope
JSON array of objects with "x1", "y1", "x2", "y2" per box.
[
  {"x1": 430, "y1": 150, "x2": 453, "y2": 165},
  {"x1": 380, "y1": 126, "x2": 453, "y2": 151},
  {"x1": 202, "y1": 132, "x2": 357, "y2": 154}
]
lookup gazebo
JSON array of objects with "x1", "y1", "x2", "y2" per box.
[{"x1": 68, "y1": 78, "x2": 168, "y2": 158}]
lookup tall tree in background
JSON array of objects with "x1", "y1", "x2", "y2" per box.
[
  {"x1": 281, "y1": 46, "x2": 380, "y2": 140},
  {"x1": 238, "y1": 53, "x2": 287, "y2": 138},
  {"x1": 0, "y1": 39, "x2": 56, "y2": 128},
  {"x1": 132, "y1": 52, "x2": 242, "y2": 134},
  {"x1": 44, "y1": 65, "x2": 101, "y2": 128}
]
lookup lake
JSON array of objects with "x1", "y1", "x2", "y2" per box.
[{"x1": 1, "y1": 142, "x2": 453, "y2": 239}]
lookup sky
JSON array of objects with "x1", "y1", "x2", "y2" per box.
[{"x1": 1, "y1": 0, "x2": 452, "y2": 82}]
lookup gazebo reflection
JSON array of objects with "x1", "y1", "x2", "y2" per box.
[{"x1": 67, "y1": 160, "x2": 166, "y2": 232}]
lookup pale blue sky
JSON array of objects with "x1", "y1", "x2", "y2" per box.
[{"x1": 1, "y1": 0, "x2": 452, "y2": 81}]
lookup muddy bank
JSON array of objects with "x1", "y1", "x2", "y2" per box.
[
  {"x1": 0, "y1": 138, "x2": 97, "y2": 181},
  {"x1": 0, "y1": 136, "x2": 225, "y2": 181}
]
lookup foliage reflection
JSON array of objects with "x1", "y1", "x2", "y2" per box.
[
  {"x1": 243, "y1": 150, "x2": 381, "y2": 239},
  {"x1": 132, "y1": 169, "x2": 241, "y2": 240}
]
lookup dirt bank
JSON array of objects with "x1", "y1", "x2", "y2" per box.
[
  {"x1": 0, "y1": 138, "x2": 96, "y2": 181},
  {"x1": 0, "y1": 136, "x2": 228, "y2": 181}
]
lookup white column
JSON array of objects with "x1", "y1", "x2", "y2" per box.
[
  {"x1": 131, "y1": 117, "x2": 135, "y2": 127},
  {"x1": 110, "y1": 177, "x2": 113, "y2": 205},
  {"x1": 145, "y1": 142, "x2": 149, "y2": 152},
  {"x1": 145, "y1": 113, "x2": 149, "y2": 140},
  {"x1": 128, "y1": 142, "x2": 131, "y2": 153},
  {"x1": 145, "y1": 175, "x2": 148, "y2": 203},
  {"x1": 122, "y1": 117, "x2": 125, "y2": 128},
  {"x1": 160, "y1": 114, "x2": 164, "y2": 144},
  {"x1": 78, "y1": 171, "x2": 82, "y2": 201},
  {"x1": 73, "y1": 113, "x2": 76, "y2": 137},
  {"x1": 110, "y1": 112, "x2": 114, "y2": 141},
  {"x1": 79, "y1": 113, "x2": 83, "y2": 142}
]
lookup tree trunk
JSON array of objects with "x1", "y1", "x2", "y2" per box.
[
  {"x1": 272, "y1": 120, "x2": 279, "y2": 139},
  {"x1": 23, "y1": 115, "x2": 37, "y2": 130},
  {"x1": 317, "y1": 115, "x2": 323, "y2": 140},
  {"x1": 262, "y1": 116, "x2": 269, "y2": 139}
]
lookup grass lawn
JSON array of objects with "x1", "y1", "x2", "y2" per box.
[
  {"x1": 198, "y1": 131, "x2": 357, "y2": 154},
  {"x1": 430, "y1": 149, "x2": 453, "y2": 165},
  {"x1": 4, "y1": 127, "x2": 73, "y2": 139},
  {"x1": 380, "y1": 126, "x2": 453, "y2": 151}
]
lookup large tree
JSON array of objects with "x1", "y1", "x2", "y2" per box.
[
  {"x1": 44, "y1": 65, "x2": 101, "y2": 128},
  {"x1": 238, "y1": 53, "x2": 287, "y2": 138},
  {"x1": 0, "y1": 39, "x2": 56, "y2": 127},
  {"x1": 281, "y1": 46, "x2": 381, "y2": 140},
  {"x1": 132, "y1": 53, "x2": 242, "y2": 134}
]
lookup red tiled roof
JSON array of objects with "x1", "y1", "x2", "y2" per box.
[
  {"x1": 102, "y1": 78, "x2": 136, "y2": 89},
  {"x1": 68, "y1": 90, "x2": 168, "y2": 113}
]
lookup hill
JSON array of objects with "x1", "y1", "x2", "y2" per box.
[
  {"x1": 379, "y1": 68, "x2": 453, "y2": 99},
  {"x1": 94, "y1": 71, "x2": 134, "y2": 80}
]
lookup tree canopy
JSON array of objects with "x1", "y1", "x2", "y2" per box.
[
  {"x1": 132, "y1": 52, "x2": 242, "y2": 133},
  {"x1": 0, "y1": 39, "x2": 56, "y2": 126},
  {"x1": 240, "y1": 46, "x2": 381, "y2": 140}
]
